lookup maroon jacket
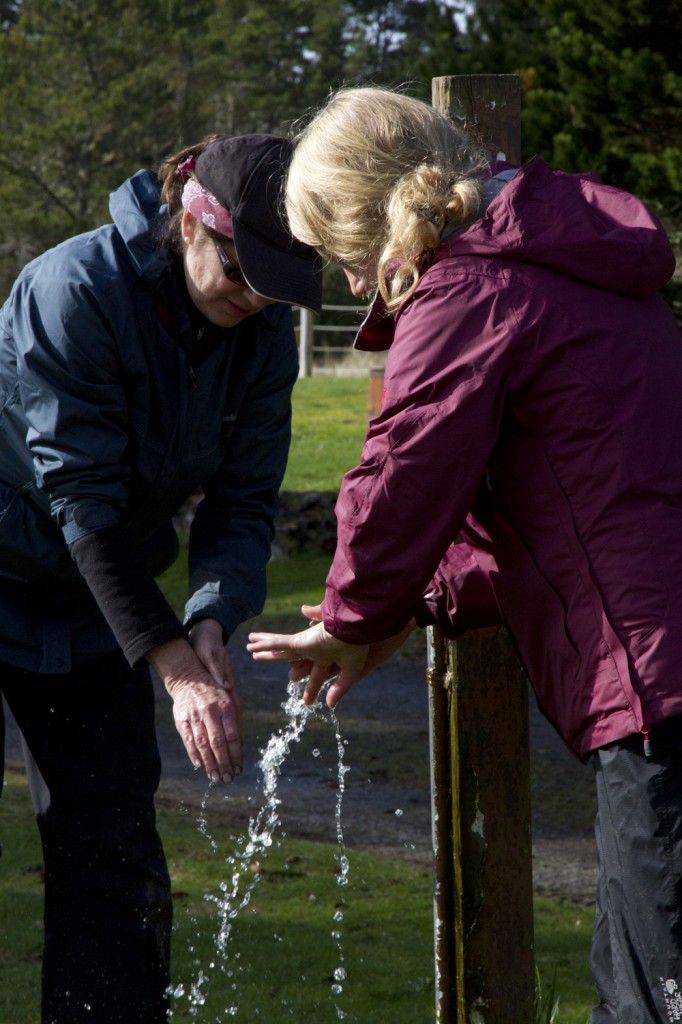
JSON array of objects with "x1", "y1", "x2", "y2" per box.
[{"x1": 322, "y1": 156, "x2": 682, "y2": 759}]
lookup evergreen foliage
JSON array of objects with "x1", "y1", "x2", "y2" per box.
[{"x1": 0, "y1": 0, "x2": 679, "y2": 302}]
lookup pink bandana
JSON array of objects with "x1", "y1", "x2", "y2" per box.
[{"x1": 181, "y1": 178, "x2": 233, "y2": 237}]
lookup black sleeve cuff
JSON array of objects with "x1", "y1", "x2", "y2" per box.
[{"x1": 70, "y1": 526, "x2": 186, "y2": 667}]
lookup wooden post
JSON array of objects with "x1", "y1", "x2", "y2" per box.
[
  {"x1": 432, "y1": 74, "x2": 522, "y2": 164},
  {"x1": 428, "y1": 75, "x2": 535, "y2": 1024},
  {"x1": 428, "y1": 628, "x2": 462, "y2": 1024}
]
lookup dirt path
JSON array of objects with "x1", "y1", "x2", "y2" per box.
[
  {"x1": 154, "y1": 628, "x2": 598, "y2": 907},
  {"x1": 3, "y1": 627, "x2": 598, "y2": 907}
]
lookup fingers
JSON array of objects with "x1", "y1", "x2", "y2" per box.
[
  {"x1": 308, "y1": 661, "x2": 365, "y2": 709},
  {"x1": 247, "y1": 626, "x2": 370, "y2": 710},
  {"x1": 247, "y1": 631, "x2": 298, "y2": 662},
  {"x1": 325, "y1": 670, "x2": 361, "y2": 708},
  {"x1": 247, "y1": 622, "x2": 339, "y2": 664},
  {"x1": 301, "y1": 661, "x2": 337, "y2": 705},
  {"x1": 189, "y1": 620, "x2": 234, "y2": 688},
  {"x1": 173, "y1": 681, "x2": 242, "y2": 783},
  {"x1": 200, "y1": 696, "x2": 242, "y2": 782},
  {"x1": 287, "y1": 658, "x2": 315, "y2": 682},
  {"x1": 301, "y1": 603, "x2": 323, "y2": 623}
]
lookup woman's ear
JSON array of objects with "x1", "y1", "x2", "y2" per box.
[{"x1": 181, "y1": 209, "x2": 197, "y2": 246}]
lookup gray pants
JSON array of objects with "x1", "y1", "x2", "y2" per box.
[{"x1": 590, "y1": 716, "x2": 682, "y2": 1023}]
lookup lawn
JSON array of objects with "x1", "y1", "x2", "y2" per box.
[
  {"x1": 0, "y1": 768, "x2": 594, "y2": 1023},
  {"x1": 281, "y1": 375, "x2": 369, "y2": 492}
]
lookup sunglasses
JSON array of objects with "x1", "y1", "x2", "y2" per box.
[{"x1": 212, "y1": 238, "x2": 247, "y2": 287}]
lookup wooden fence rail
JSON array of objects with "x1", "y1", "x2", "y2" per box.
[{"x1": 296, "y1": 304, "x2": 368, "y2": 377}]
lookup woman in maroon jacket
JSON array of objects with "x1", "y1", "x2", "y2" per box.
[{"x1": 248, "y1": 86, "x2": 682, "y2": 1022}]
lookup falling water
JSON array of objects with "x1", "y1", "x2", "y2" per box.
[{"x1": 171, "y1": 678, "x2": 351, "y2": 1022}]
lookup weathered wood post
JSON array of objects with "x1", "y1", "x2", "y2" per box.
[{"x1": 428, "y1": 74, "x2": 535, "y2": 1024}]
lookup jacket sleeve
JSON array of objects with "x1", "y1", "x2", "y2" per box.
[
  {"x1": 11, "y1": 262, "x2": 186, "y2": 664},
  {"x1": 413, "y1": 540, "x2": 503, "y2": 638},
  {"x1": 183, "y1": 308, "x2": 298, "y2": 640},
  {"x1": 322, "y1": 268, "x2": 519, "y2": 644},
  {"x1": 15, "y1": 266, "x2": 136, "y2": 536}
]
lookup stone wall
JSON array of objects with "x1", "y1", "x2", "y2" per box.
[
  {"x1": 173, "y1": 489, "x2": 338, "y2": 559},
  {"x1": 272, "y1": 490, "x2": 338, "y2": 559}
]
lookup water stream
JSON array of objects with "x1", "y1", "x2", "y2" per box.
[{"x1": 170, "y1": 679, "x2": 351, "y2": 1021}]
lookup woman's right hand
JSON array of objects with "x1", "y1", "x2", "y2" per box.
[{"x1": 147, "y1": 637, "x2": 242, "y2": 783}]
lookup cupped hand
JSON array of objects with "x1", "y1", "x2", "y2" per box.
[{"x1": 147, "y1": 624, "x2": 242, "y2": 782}]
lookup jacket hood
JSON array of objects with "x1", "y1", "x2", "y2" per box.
[
  {"x1": 355, "y1": 156, "x2": 676, "y2": 352},
  {"x1": 448, "y1": 155, "x2": 675, "y2": 299},
  {"x1": 108, "y1": 169, "x2": 173, "y2": 290}
]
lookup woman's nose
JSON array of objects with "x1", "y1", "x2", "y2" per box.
[{"x1": 343, "y1": 267, "x2": 368, "y2": 299}]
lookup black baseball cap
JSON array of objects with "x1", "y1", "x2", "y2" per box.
[{"x1": 195, "y1": 134, "x2": 322, "y2": 314}]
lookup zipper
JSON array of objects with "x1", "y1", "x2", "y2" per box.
[{"x1": 642, "y1": 725, "x2": 652, "y2": 759}]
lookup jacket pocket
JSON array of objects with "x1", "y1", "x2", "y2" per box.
[{"x1": 0, "y1": 481, "x2": 80, "y2": 582}]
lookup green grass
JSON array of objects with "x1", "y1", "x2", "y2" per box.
[
  {"x1": 0, "y1": 771, "x2": 44, "y2": 1018},
  {"x1": 534, "y1": 899, "x2": 597, "y2": 1023},
  {"x1": 159, "y1": 541, "x2": 330, "y2": 631},
  {"x1": 282, "y1": 376, "x2": 369, "y2": 492},
  {"x1": 0, "y1": 769, "x2": 595, "y2": 1023},
  {"x1": 164, "y1": 817, "x2": 434, "y2": 1021}
]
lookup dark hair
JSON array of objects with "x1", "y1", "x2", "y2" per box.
[{"x1": 157, "y1": 134, "x2": 220, "y2": 254}]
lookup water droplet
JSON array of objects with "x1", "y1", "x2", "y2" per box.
[{"x1": 182, "y1": 676, "x2": 353, "y2": 1013}]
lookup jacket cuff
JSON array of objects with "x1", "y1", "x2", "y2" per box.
[{"x1": 69, "y1": 525, "x2": 186, "y2": 667}]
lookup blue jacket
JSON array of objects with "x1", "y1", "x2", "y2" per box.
[{"x1": 0, "y1": 169, "x2": 298, "y2": 672}]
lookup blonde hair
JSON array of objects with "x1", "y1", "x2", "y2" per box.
[{"x1": 286, "y1": 87, "x2": 489, "y2": 312}]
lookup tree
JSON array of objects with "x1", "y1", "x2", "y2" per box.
[
  {"x1": 0, "y1": 0, "x2": 211, "y2": 294},
  {"x1": 342, "y1": 0, "x2": 466, "y2": 97},
  {"x1": 540, "y1": 0, "x2": 682, "y2": 214},
  {"x1": 1, "y1": 0, "x2": 678, "y2": 308},
  {"x1": 458, "y1": 0, "x2": 682, "y2": 218}
]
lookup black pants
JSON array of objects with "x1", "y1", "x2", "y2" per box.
[
  {"x1": 591, "y1": 716, "x2": 682, "y2": 1023},
  {"x1": 0, "y1": 652, "x2": 172, "y2": 1024}
]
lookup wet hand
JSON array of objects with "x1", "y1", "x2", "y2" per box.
[
  {"x1": 247, "y1": 617, "x2": 369, "y2": 709},
  {"x1": 147, "y1": 635, "x2": 242, "y2": 782}
]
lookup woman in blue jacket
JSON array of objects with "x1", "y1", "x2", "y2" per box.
[{"x1": 0, "y1": 133, "x2": 321, "y2": 1023}]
